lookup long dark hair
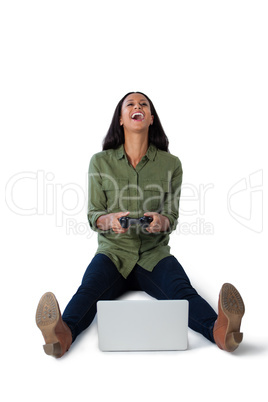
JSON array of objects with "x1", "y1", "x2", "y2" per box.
[{"x1": 102, "y1": 92, "x2": 169, "y2": 152}]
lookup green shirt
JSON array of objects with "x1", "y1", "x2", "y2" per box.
[{"x1": 87, "y1": 144, "x2": 183, "y2": 278}]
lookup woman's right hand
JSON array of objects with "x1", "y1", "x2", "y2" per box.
[{"x1": 96, "y1": 211, "x2": 130, "y2": 233}]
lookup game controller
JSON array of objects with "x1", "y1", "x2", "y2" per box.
[{"x1": 119, "y1": 216, "x2": 153, "y2": 229}]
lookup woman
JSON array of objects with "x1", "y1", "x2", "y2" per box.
[{"x1": 36, "y1": 92, "x2": 245, "y2": 357}]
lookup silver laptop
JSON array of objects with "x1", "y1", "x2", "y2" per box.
[{"x1": 97, "y1": 300, "x2": 188, "y2": 351}]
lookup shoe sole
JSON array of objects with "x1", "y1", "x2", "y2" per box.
[
  {"x1": 220, "y1": 283, "x2": 245, "y2": 351},
  {"x1": 36, "y1": 292, "x2": 62, "y2": 357}
]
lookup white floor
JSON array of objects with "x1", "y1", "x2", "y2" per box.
[{"x1": 3, "y1": 286, "x2": 267, "y2": 402}]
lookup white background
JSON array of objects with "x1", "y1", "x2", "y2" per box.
[{"x1": 1, "y1": 1, "x2": 267, "y2": 401}]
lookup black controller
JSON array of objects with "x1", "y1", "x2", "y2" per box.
[{"x1": 119, "y1": 216, "x2": 153, "y2": 229}]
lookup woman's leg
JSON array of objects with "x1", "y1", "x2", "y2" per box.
[
  {"x1": 133, "y1": 256, "x2": 217, "y2": 343},
  {"x1": 62, "y1": 253, "x2": 129, "y2": 342}
]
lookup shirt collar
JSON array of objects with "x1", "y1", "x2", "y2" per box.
[
  {"x1": 115, "y1": 144, "x2": 125, "y2": 160},
  {"x1": 146, "y1": 143, "x2": 157, "y2": 161},
  {"x1": 115, "y1": 143, "x2": 157, "y2": 161}
]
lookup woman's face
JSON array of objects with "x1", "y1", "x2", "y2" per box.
[{"x1": 119, "y1": 93, "x2": 154, "y2": 133}]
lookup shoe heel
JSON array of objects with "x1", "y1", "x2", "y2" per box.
[
  {"x1": 226, "y1": 332, "x2": 243, "y2": 352},
  {"x1": 43, "y1": 342, "x2": 62, "y2": 358}
]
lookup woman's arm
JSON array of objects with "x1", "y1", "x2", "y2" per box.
[
  {"x1": 87, "y1": 155, "x2": 109, "y2": 232},
  {"x1": 160, "y1": 157, "x2": 183, "y2": 232},
  {"x1": 88, "y1": 155, "x2": 130, "y2": 233}
]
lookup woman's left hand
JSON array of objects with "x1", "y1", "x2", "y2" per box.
[{"x1": 143, "y1": 212, "x2": 170, "y2": 233}]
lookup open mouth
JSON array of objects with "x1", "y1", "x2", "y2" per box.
[{"x1": 131, "y1": 112, "x2": 144, "y2": 121}]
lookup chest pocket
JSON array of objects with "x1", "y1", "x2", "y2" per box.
[
  {"x1": 141, "y1": 180, "x2": 170, "y2": 212},
  {"x1": 102, "y1": 178, "x2": 129, "y2": 212}
]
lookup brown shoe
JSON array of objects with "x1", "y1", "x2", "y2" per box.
[
  {"x1": 213, "y1": 283, "x2": 245, "y2": 352},
  {"x1": 36, "y1": 292, "x2": 72, "y2": 358}
]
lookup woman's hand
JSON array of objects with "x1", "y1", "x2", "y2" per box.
[
  {"x1": 96, "y1": 211, "x2": 130, "y2": 233},
  {"x1": 143, "y1": 212, "x2": 170, "y2": 233}
]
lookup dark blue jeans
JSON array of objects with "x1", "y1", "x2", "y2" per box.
[{"x1": 62, "y1": 254, "x2": 217, "y2": 343}]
